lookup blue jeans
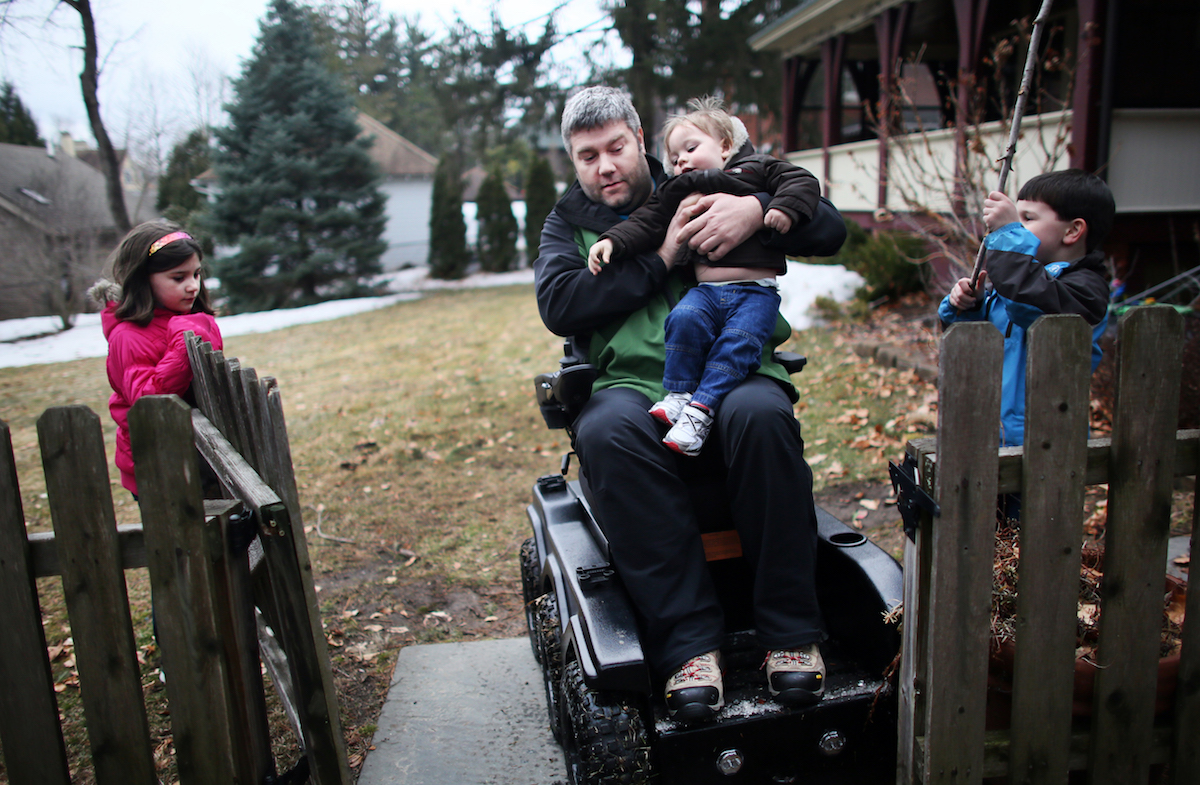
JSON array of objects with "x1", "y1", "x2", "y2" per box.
[{"x1": 664, "y1": 282, "x2": 781, "y2": 411}]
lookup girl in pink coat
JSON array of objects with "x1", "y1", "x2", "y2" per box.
[{"x1": 89, "y1": 221, "x2": 223, "y2": 496}]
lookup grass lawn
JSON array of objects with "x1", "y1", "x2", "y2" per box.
[{"x1": 0, "y1": 283, "x2": 952, "y2": 781}]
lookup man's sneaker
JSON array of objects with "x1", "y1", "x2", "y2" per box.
[
  {"x1": 662, "y1": 403, "x2": 713, "y2": 456},
  {"x1": 764, "y1": 644, "x2": 825, "y2": 707},
  {"x1": 664, "y1": 650, "x2": 724, "y2": 723},
  {"x1": 649, "y1": 392, "x2": 693, "y2": 425}
]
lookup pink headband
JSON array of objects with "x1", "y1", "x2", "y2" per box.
[{"x1": 148, "y1": 231, "x2": 192, "y2": 256}]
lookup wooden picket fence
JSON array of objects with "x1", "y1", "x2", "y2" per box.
[
  {"x1": 0, "y1": 336, "x2": 350, "y2": 784},
  {"x1": 898, "y1": 305, "x2": 1199, "y2": 784}
]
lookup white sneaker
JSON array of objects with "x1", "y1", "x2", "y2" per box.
[
  {"x1": 662, "y1": 404, "x2": 713, "y2": 456},
  {"x1": 649, "y1": 392, "x2": 693, "y2": 425},
  {"x1": 665, "y1": 650, "x2": 723, "y2": 722}
]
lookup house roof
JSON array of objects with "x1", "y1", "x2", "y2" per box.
[
  {"x1": 356, "y1": 111, "x2": 438, "y2": 178},
  {"x1": 460, "y1": 165, "x2": 522, "y2": 203},
  {"x1": 192, "y1": 113, "x2": 438, "y2": 188},
  {"x1": 749, "y1": 0, "x2": 909, "y2": 57},
  {"x1": 0, "y1": 142, "x2": 115, "y2": 234}
]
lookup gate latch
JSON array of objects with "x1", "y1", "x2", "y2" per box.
[{"x1": 889, "y1": 454, "x2": 940, "y2": 542}]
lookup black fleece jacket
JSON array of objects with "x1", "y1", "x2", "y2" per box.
[
  {"x1": 598, "y1": 142, "x2": 821, "y2": 274},
  {"x1": 535, "y1": 153, "x2": 846, "y2": 339}
]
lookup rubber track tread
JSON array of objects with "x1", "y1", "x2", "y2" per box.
[
  {"x1": 562, "y1": 658, "x2": 653, "y2": 785},
  {"x1": 537, "y1": 592, "x2": 565, "y2": 743},
  {"x1": 519, "y1": 537, "x2": 544, "y2": 662}
]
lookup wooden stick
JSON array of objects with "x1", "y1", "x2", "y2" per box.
[{"x1": 968, "y1": 0, "x2": 1056, "y2": 289}]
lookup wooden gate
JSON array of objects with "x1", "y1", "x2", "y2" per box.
[
  {"x1": 898, "y1": 305, "x2": 1199, "y2": 784},
  {"x1": 0, "y1": 338, "x2": 350, "y2": 784}
]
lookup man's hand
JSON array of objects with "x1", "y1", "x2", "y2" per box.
[
  {"x1": 763, "y1": 207, "x2": 793, "y2": 234},
  {"x1": 948, "y1": 271, "x2": 988, "y2": 310},
  {"x1": 656, "y1": 192, "x2": 703, "y2": 267},
  {"x1": 588, "y1": 238, "x2": 614, "y2": 275},
  {"x1": 983, "y1": 191, "x2": 1018, "y2": 233},
  {"x1": 675, "y1": 192, "x2": 764, "y2": 261}
]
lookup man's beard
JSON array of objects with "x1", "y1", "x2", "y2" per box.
[{"x1": 585, "y1": 165, "x2": 653, "y2": 214}]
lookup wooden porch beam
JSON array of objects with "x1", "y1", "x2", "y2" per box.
[
  {"x1": 875, "y1": 2, "x2": 913, "y2": 210},
  {"x1": 821, "y1": 35, "x2": 847, "y2": 195},
  {"x1": 1071, "y1": 0, "x2": 1108, "y2": 171},
  {"x1": 782, "y1": 56, "x2": 818, "y2": 154},
  {"x1": 951, "y1": 0, "x2": 991, "y2": 201}
]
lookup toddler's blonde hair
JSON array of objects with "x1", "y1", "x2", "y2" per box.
[{"x1": 662, "y1": 95, "x2": 749, "y2": 162}]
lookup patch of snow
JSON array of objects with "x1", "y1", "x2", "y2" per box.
[
  {"x1": 0, "y1": 262, "x2": 856, "y2": 369},
  {"x1": 778, "y1": 261, "x2": 863, "y2": 331}
]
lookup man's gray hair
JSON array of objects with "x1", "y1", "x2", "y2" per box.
[{"x1": 560, "y1": 86, "x2": 641, "y2": 155}]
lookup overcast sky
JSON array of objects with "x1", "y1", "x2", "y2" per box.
[{"x1": 0, "y1": 0, "x2": 619, "y2": 149}]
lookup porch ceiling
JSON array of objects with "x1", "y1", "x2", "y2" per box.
[{"x1": 750, "y1": 0, "x2": 911, "y2": 58}]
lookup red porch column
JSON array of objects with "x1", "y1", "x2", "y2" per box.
[
  {"x1": 952, "y1": 0, "x2": 991, "y2": 205},
  {"x1": 876, "y1": 3, "x2": 913, "y2": 210},
  {"x1": 1071, "y1": 0, "x2": 1108, "y2": 172},
  {"x1": 821, "y1": 35, "x2": 846, "y2": 197}
]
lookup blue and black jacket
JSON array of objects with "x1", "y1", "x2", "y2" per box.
[{"x1": 938, "y1": 222, "x2": 1109, "y2": 447}]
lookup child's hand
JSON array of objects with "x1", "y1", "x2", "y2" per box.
[
  {"x1": 948, "y1": 272, "x2": 987, "y2": 310},
  {"x1": 763, "y1": 208, "x2": 793, "y2": 234},
  {"x1": 588, "y1": 238, "x2": 614, "y2": 275},
  {"x1": 983, "y1": 191, "x2": 1018, "y2": 232}
]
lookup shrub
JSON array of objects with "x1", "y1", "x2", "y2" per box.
[
  {"x1": 825, "y1": 219, "x2": 928, "y2": 302},
  {"x1": 428, "y1": 155, "x2": 470, "y2": 280}
]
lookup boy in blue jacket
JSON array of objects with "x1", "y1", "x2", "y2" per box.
[{"x1": 939, "y1": 169, "x2": 1112, "y2": 455}]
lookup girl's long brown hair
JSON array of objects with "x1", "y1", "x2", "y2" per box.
[{"x1": 107, "y1": 221, "x2": 214, "y2": 326}]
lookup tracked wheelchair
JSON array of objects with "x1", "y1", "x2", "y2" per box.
[{"x1": 519, "y1": 337, "x2": 903, "y2": 785}]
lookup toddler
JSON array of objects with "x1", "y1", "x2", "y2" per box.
[{"x1": 588, "y1": 96, "x2": 820, "y2": 455}]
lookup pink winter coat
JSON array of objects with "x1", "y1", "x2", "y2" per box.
[{"x1": 102, "y1": 304, "x2": 223, "y2": 495}]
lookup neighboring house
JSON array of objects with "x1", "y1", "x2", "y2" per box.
[
  {"x1": 356, "y1": 111, "x2": 437, "y2": 179},
  {"x1": 192, "y1": 112, "x2": 440, "y2": 272},
  {"x1": 751, "y1": 0, "x2": 1200, "y2": 295},
  {"x1": 0, "y1": 141, "x2": 120, "y2": 322},
  {"x1": 59, "y1": 132, "x2": 159, "y2": 226},
  {"x1": 461, "y1": 166, "x2": 522, "y2": 203}
]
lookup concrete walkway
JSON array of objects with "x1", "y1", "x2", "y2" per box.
[{"x1": 357, "y1": 638, "x2": 565, "y2": 785}]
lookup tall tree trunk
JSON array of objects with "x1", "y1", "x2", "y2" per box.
[{"x1": 64, "y1": 0, "x2": 132, "y2": 234}]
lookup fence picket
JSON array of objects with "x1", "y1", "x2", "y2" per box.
[
  {"x1": 189, "y1": 347, "x2": 350, "y2": 784},
  {"x1": 234, "y1": 365, "x2": 265, "y2": 474},
  {"x1": 1174, "y1": 469, "x2": 1200, "y2": 784},
  {"x1": 258, "y1": 384, "x2": 353, "y2": 785},
  {"x1": 37, "y1": 406, "x2": 157, "y2": 785},
  {"x1": 920, "y1": 321, "x2": 1002, "y2": 784},
  {"x1": 1088, "y1": 305, "x2": 1184, "y2": 784},
  {"x1": 130, "y1": 395, "x2": 244, "y2": 784},
  {"x1": 0, "y1": 421, "x2": 72, "y2": 785},
  {"x1": 185, "y1": 331, "x2": 219, "y2": 421},
  {"x1": 1008, "y1": 315, "x2": 1092, "y2": 784}
]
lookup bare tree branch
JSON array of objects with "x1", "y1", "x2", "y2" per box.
[{"x1": 62, "y1": 0, "x2": 132, "y2": 233}]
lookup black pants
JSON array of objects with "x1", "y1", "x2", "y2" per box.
[{"x1": 573, "y1": 375, "x2": 825, "y2": 680}]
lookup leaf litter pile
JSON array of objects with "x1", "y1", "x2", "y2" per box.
[{"x1": 990, "y1": 521, "x2": 1186, "y2": 660}]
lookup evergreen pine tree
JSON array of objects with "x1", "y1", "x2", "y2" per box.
[
  {"x1": 209, "y1": 0, "x2": 387, "y2": 312},
  {"x1": 523, "y1": 154, "x2": 556, "y2": 265},
  {"x1": 428, "y1": 154, "x2": 469, "y2": 280},
  {"x1": 475, "y1": 162, "x2": 517, "y2": 273},
  {"x1": 0, "y1": 82, "x2": 45, "y2": 147},
  {"x1": 157, "y1": 129, "x2": 210, "y2": 216}
]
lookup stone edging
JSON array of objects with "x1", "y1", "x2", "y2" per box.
[{"x1": 853, "y1": 341, "x2": 939, "y2": 383}]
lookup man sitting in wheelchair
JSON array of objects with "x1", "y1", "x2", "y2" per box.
[{"x1": 532, "y1": 86, "x2": 848, "y2": 724}]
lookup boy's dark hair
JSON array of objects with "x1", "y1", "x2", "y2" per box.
[{"x1": 1017, "y1": 169, "x2": 1115, "y2": 253}]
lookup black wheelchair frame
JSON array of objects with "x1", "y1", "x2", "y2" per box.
[{"x1": 521, "y1": 339, "x2": 904, "y2": 785}]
